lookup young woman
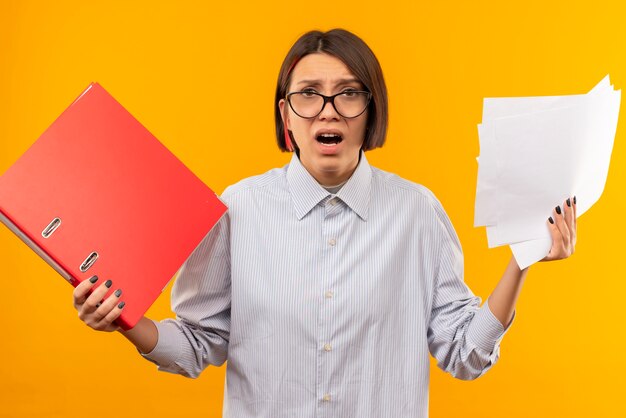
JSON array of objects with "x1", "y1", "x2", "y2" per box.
[{"x1": 73, "y1": 29, "x2": 576, "y2": 417}]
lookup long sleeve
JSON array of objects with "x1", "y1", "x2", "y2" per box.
[
  {"x1": 141, "y1": 212, "x2": 231, "y2": 378},
  {"x1": 427, "y1": 197, "x2": 513, "y2": 380}
]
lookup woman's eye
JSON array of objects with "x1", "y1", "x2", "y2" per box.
[
  {"x1": 342, "y1": 89, "x2": 358, "y2": 97},
  {"x1": 301, "y1": 90, "x2": 317, "y2": 97}
]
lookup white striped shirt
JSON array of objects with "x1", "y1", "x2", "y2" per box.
[{"x1": 143, "y1": 152, "x2": 511, "y2": 418}]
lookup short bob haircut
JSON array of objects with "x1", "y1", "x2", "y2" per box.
[{"x1": 275, "y1": 29, "x2": 388, "y2": 152}]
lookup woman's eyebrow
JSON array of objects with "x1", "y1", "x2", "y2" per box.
[{"x1": 295, "y1": 78, "x2": 361, "y2": 87}]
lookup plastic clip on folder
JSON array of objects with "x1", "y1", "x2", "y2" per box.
[{"x1": 0, "y1": 83, "x2": 227, "y2": 330}]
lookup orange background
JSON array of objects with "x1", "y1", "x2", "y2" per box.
[{"x1": 1, "y1": 1, "x2": 625, "y2": 417}]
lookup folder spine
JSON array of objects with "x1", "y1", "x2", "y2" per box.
[{"x1": 0, "y1": 209, "x2": 77, "y2": 286}]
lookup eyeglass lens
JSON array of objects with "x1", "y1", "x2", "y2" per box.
[{"x1": 289, "y1": 92, "x2": 369, "y2": 118}]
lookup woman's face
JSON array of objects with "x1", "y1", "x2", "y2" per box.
[{"x1": 279, "y1": 53, "x2": 368, "y2": 186}]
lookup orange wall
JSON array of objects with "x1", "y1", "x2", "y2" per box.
[{"x1": 1, "y1": 1, "x2": 625, "y2": 417}]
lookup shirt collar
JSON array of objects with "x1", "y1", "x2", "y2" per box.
[{"x1": 286, "y1": 151, "x2": 372, "y2": 221}]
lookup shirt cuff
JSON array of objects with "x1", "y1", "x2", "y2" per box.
[
  {"x1": 466, "y1": 299, "x2": 515, "y2": 353},
  {"x1": 140, "y1": 319, "x2": 183, "y2": 368}
]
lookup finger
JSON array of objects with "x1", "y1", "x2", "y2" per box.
[
  {"x1": 92, "y1": 288, "x2": 123, "y2": 323},
  {"x1": 73, "y1": 275, "x2": 100, "y2": 308},
  {"x1": 566, "y1": 196, "x2": 577, "y2": 249},
  {"x1": 573, "y1": 195, "x2": 578, "y2": 228},
  {"x1": 553, "y1": 205, "x2": 570, "y2": 247},
  {"x1": 564, "y1": 197, "x2": 574, "y2": 228},
  {"x1": 544, "y1": 215, "x2": 563, "y2": 260},
  {"x1": 100, "y1": 301, "x2": 126, "y2": 332},
  {"x1": 82, "y1": 279, "x2": 113, "y2": 314},
  {"x1": 563, "y1": 198, "x2": 576, "y2": 245}
]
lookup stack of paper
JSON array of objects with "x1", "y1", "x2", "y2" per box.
[{"x1": 475, "y1": 75, "x2": 621, "y2": 269}]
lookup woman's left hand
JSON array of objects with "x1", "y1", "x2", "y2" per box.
[{"x1": 542, "y1": 196, "x2": 577, "y2": 261}]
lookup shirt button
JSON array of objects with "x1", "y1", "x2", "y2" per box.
[
  {"x1": 330, "y1": 198, "x2": 338, "y2": 206},
  {"x1": 322, "y1": 394, "x2": 331, "y2": 402},
  {"x1": 325, "y1": 291, "x2": 334, "y2": 299},
  {"x1": 324, "y1": 343, "x2": 332, "y2": 352},
  {"x1": 328, "y1": 238, "x2": 336, "y2": 246}
]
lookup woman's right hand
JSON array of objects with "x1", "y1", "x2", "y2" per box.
[{"x1": 73, "y1": 275, "x2": 125, "y2": 332}]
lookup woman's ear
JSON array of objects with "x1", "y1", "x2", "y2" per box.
[
  {"x1": 278, "y1": 99, "x2": 293, "y2": 152},
  {"x1": 278, "y1": 99, "x2": 289, "y2": 128}
]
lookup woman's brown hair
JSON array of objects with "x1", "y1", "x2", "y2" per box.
[{"x1": 275, "y1": 29, "x2": 388, "y2": 152}]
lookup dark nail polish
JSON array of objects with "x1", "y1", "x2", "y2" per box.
[
  {"x1": 555, "y1": 206, "x2": 562, "y2": 215},
  {"x1": 114, "y1": 289, "x2": 122, "y2": 297},
  {"x1": 118, "y1": 301, "x2": 126, "y2": 309},
  {"x1": 89, "y1": 275, "x2": 99, "y2": 284},
  {"x1": 548, "y1": 216, "x2": 554, "y2": 224},
  {"x1": 573, "y1": 196, "x2": 577, "y2": 204},
  {"x1": 105, "y1": 280, "x2": 112, "y2": 288},
  {"x1": 566, "y1": 198, "x2": 571, "y2": 207}
]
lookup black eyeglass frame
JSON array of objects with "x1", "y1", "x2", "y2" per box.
[{"x1": 286, "y1": 90, "x2": 372, "y2": 119}]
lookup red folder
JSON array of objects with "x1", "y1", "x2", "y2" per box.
[{"x1": 0, "y1": 83, "x2": 227, "y2": 330}]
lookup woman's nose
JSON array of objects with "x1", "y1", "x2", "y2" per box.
[{"x1": 318, "y1": 99, "x2": 341, "y2": 120}]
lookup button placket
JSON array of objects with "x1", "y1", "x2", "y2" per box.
[{"x1": 319, "y1": 196, "x2": 342, "y2": 412}]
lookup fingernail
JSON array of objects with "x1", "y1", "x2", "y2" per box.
[
  {"x1": 573, "y1": 195, "x2": 577, "y2": 204},
  {"x1": 548, "y1": 216, "x2": 554, "y2": 224},
  {"x1": 118, "y1": 301, "x2": 126, "y2": 309},
  {"x1": 555, "y1": 206, "x2": 562, "y2": 215},
  {"x1": 566, "y1": 198, "x2": 571, "y2": 207},
  {"x1": 114, "y1": 289, "x2": 122, "y2": 297},
  {"x1": 105, "y1": 280, "x2": 113, "y2": 288},
  {"x1": 89, "y1": 275, "x2": 99, "y2": 284}
]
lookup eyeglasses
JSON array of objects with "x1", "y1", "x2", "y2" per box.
[{"x1": 286, "y1": 90, "x2": 372, "y2": 119}]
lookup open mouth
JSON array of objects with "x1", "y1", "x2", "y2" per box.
[{"x1": 316, "y1": 133, "x2": 343, "y2": 146}]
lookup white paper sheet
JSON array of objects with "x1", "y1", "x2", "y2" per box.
[{"x1": 474, "y1": 75, "x2": 620, "y2": 268}]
